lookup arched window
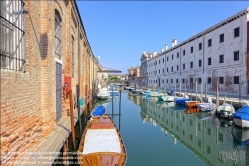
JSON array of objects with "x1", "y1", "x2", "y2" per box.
[{"x1": 55, "y1": 10, "x2": 61, "y2": 59}]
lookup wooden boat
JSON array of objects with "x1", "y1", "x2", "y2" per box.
[
  {"x1": 77, "y1": 116, "x2": 127, "y2": 166},
  {"x1": 185, "y1": 101, "x2": 200, "y2": 107},
  {"x1": 232, "y1": 106, "x2": 249, "y2": 128},
  {"x1": 195, "y1": 98, "x2": 216, "y2": 112}
]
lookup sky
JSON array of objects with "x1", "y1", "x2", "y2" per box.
[{"x1": 76, "y1": 1, "x2": 249, "y2": 74}]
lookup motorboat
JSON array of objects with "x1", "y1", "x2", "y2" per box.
[
  {"x1": 174, "y1": 95, "x2": 192, "y2": 105},
  {"x1": 196, "y1": 98, "x2": 216, "y2": 111},
  {"x1": 157, "y1": 95, "x2": 175, "y2": 102},
  {"x1": 216, "y1": 103, "x2": 235, "y2": 118},
  {"x1": 77, "y1": 116, "x2": 126, "y2": 165},
  {"x1": 232, "y1": 106, "x2": 249, "y2": 128},
  {"x1": 185, "y1": 101, "x2": 200, "y2": 107},
  {"x1": 232, "y1": 125, "x2": 249, "y2": 146},
  {"x1": 97, "y1": 84, "x2": 110, "y2": 100}
]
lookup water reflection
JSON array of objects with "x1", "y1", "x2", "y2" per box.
[{"x1": 128, "y1": 93, "x2": 249, "y2": 166}]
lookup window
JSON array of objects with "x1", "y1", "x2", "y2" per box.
[
  {"x1": 55, "y1": 10, "x2": 62, "y2": 59},
  {"x1": 234, "y1": 76, "x2": 239, "y2": 84},
  {"x1": 172, "y1": 54, "x2": 173, "y2": 59},
  {"x1": 208, "y1": 39, "x2": 212, "y2": 47},
  {"x1": 183, "y1": 49, "x2": 185, "y2": 55},
  {"x1": 208, "y1": 58, "x2": 211, "y2": 65},
  {"x1": 234, "y1": 51, "x2": 239, "y2": 61},
  {"x1": 183, "y1": 63, "x2": 185, "y2": 70},
  {"x1": 0, "y1": 0, "x2": 26, "y2": 72},
  {"x1": 219, "y1": 77, "x2": 224, "y2": 84},
  {"x1": 177, "y1": 52, "x2": 179, "y2": 58},
  {"x1": 171, "y1": 66, "x2": 173, "y2": 71},
  {"x1": 219, "y1": 55, "x2": 224, "y2": 63},
  {"x1": 163, "y1": 58, "x2": 164, "y2": 63},
  {"x1": 167, "y1": 68, "x2": 168, "y2": 72},
  {"x1": 166, "y1": 79, "x2": 168, "y2": 83},
  {"x1": 220, "y1": 34, "x2": 224, "y2": 43},
  {"x1": 190, "y1": 62, "x2": 193, "y2": 68},
  {"x1": 159, "y1": 69, "x2": 160, "y2": 74},
  {"x1": 71, "y1": 36, "x2": 74, "y2": 78},
  {"x1": 176, "y1": 79, "x2": 178, "y2": 83},
  {"x1": 207, "y1": 77, "x2": 211, "y2": 84},
  {"x1": 234, "y1": 27, "x2": 240, "y2": 38},
  {"x1": 191, "y1": 46, "x2": 193, "y2": 53},
  {"x1": 171, "y1": 79, "x2": 173, "y2": 83},
  {"x1": 177, "y1": 65, "x2": 179, "y2": 71},
  {"x1": 199, "y1": 43, "x2": 202, "y2": 50},
  {"x1": 182, "y1": 78, "x2": 185, "y2": 83},
  {"x1": 167, "y1": 56, "x2": 169, "y2": 61},
  {"x1": 199, "y1": 60, "x2": 202, "y2": 67},
  {"x1": 198, "y1": 78, "x2": 202, "y2": 84},
  {"x1": 163, "y1": 68, "x2": 164, "y2": 73}
]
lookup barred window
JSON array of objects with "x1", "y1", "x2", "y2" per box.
[
  {"x1": 0, "y1": 0, "x2": 26, "y2": 72},
  {"x1": 55, "y1": 10, "x2": 61, "y2": 59}
]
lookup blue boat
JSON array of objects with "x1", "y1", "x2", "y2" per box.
[
  {"x1": 109, "y1": 91, "x2": 119, "y2": 96},
  {"x1": 232, "y1": 106, "x2": 249, "y2": 128},
  {"x1": 174, "y1": 97, "x2": 192, "y2": 105},
  {"x1": 91, "y1": 105, "x2": 105, "y2": 117}
]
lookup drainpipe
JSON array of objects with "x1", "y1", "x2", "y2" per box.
[{"x1": 77, "y1": 21, "x2": 82, "y2": 137}]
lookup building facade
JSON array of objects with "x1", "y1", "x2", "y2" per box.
[
  {"x1": 142, "y1": 8, "x2": 249, "y2": 96},
  {"x1": 0, "y1": 0, "x2": 100, "y2": 164}
]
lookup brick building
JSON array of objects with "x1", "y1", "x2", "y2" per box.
[{"x1": 0, "y1": 0, "x2": 100, "y2": 164}]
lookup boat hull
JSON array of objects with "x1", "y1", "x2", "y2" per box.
[
  {"x1": 185, "y1": 101, "x2": 200, "y2": 107},
  {"x1": 196, "y1": 103, "x2": 216, "y2": 112},
  {"x1": 233, "y1": 118, "x2": 249, "y2": 128}
]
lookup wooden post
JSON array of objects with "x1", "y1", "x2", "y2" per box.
[
  {"x1": 63, "y1": 138, "x2": 68, "y2": 166},
  {"x1": 200, "y1": 82, "x2": 203, "y2": 103},
  {"x1": 76, "y1": 85, "x2": 82, "y2": 138},
  {"x1": 195, "y1": 80, "x2": 197, "y2": 102},
  {"x1": 205, "y1": 82, "x2": 207, "y2": 103},
  {"x1": 180, "y1": 83, "x2": 181, "y2": 97},
  {"x1": 69, "y1": 90, "x2": 76, "y2": 151}
]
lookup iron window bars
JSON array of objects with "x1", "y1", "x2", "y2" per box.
[{"x1": 0, "y1": 0, "x2": 26, "y2": 72}]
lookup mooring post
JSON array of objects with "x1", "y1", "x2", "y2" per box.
[{"x1": 69, "y1": 90, "x2": 76, "y2": 151}]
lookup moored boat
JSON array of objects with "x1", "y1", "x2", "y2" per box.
[
  {"x1": 91, "y1": 105, "x2": 105, "y2": 117},
  {"x1": 232, "y1": 106, "x2": 249, "y2": 128},
  {"x1": 77, "y1": 116, "x2": 127, "y2": 166},
  {"x1": 195, "y1": 98, "x2": 216, "y2": 111},
  {"x1": 216, "y1": 103, "x2": 235, "y2": 118},
  {"x1": 232, "y1": 125, "x2": 249, "y2": 146},
  {"x1": 185, "y1": 101, "x2": 200, "y2": 107},
  {"x1": 174, "y1": 95, "x2": 192, "y2": 105},
  {"x1": 157, "y1": 95, "x2": 175, "y2": 102}
]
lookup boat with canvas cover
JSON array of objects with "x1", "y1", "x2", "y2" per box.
[
  {"x1": 77, "y1": 116, "x2": 126, "y2": 166},
  {"x1": 216, "y1": 103, "x2": 235, "y2": 118},
  {"x1": 232, "y1": 106, "x2": 249, "y2": 128},
  {"x1": 91, "y1": 105, "x2": 105, "y2": 117}
]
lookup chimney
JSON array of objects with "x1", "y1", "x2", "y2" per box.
[
  {"x1": 172, "y1": 39, "x2": 177, "y2": 47},
  {"x1": 161, "y1": 48, "x2": 164, "y2": 52},
  {"x1": 165, "y1": 44, "x2": 168, "y2": 50}
]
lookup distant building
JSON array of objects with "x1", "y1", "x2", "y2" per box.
[{"x1": 141, "y1": 8, "x2": 249, "y2": 95}]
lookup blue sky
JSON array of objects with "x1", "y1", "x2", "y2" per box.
[{"x1": 76, "y1": 1, "x2": 249, "y2": 74}]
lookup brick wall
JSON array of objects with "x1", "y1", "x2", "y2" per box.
[{"x1": 0, "y1": 0, "x2": 98, "y2": 165}]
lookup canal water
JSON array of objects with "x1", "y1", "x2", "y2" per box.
[
  {"x1": 101, "y1": 92, "x2": 249, "y2": 166},
  {"x1": 54, "y1": 91, "x2": 249, "y2": 166}
]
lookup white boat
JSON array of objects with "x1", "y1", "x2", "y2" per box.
[
  {"x1": 232, "y1": 125, "x2": 249, "y2": 146},
  {"x1": 216, "y1": 103, "x2": 235, "y2": 118},
  {"x1": 158, "y1": 95, "x2": 175, "y2": 102},
  {"x1": 232, "y1": 106, "x2": 249, "y2": 128},
  {"x1": 196, "y1": 98, "x2": 216, "y2": 112},
  {"x1": 97, "y1": 84, "x2": 110, "y2": 100}
]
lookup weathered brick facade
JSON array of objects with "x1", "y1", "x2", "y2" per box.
[{"x1": 0, "y1": 0, "x2": 99, "y2": 165}]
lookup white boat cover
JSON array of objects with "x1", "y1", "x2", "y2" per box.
[{"x1": 82, "y1": 129, "x2": 121, "y2": 154}]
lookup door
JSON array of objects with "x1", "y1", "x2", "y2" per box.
[{"x1": 56, "y1": 62, "x2": 62, "y2": 121}]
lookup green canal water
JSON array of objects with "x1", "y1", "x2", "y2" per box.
[{"x1": 54, "y1": 92, "x2": 249, "y2": 166}]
